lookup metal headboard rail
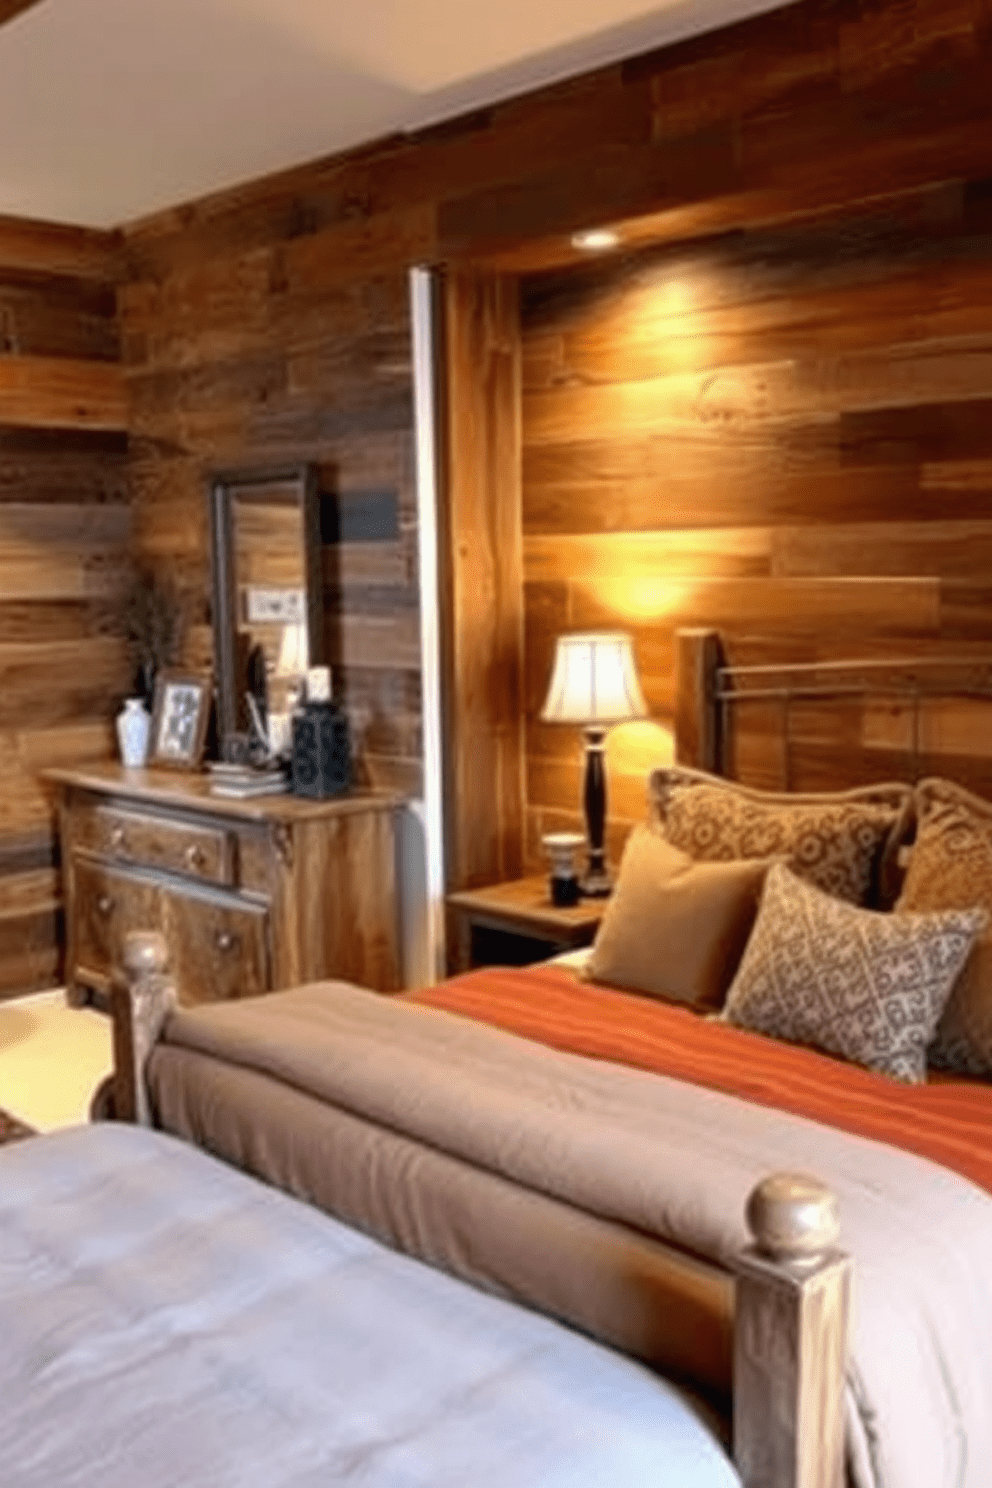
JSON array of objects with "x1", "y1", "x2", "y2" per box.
[{"x1": 712, "y1": 657, "x2": 992, "y2": 790}]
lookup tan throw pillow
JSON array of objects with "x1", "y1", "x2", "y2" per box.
[
  {"x1": 586, "y1": 825, "x2": 771, "y2": 1010},
  {"x1": 650, "y1": 766, "x2": 912, "y2": 907},
  {"x1": 722, "y1": 861, "x2": 985, "y2": 1083},
  {"x1": 897, "y1": 777, "x2": 992, "y2": 1077}
]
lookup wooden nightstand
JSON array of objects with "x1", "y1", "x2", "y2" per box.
[{"x1": 447, "y1": 875, "x2": 604, "y2": 972}]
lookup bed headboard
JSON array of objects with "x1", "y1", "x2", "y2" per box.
[{"x1": 674, "y1": 628, "x2": 992, "y2": 792}]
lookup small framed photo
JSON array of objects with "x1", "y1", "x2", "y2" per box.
[{"x1": 149, "y1": 671, "x2": 212, "y2": 769}]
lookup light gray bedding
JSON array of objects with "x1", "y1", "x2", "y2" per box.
[
  {"x1": 0, "y1": 1123, "x2": 739, "y2": 1488},
  {"x1": 159, "y1": 982, "x2": 992, "y2": 1488}
]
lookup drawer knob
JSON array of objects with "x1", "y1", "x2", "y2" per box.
[
  {"x1": 110, "y1": 827, "x2": 126, "y2": 850},
  {"x1": 185, "y1": 845, "x2": 206, "y2": 870},
  {"x1": 97, "y1": 894, "x2": 114, "y2": 917},
  {"x1": 215, "y1": 930, "x2": 235, "y2": 953}
]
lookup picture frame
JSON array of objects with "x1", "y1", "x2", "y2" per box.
[{"x1": 149, "y1": 670, "x2": 213, "y2": 769}]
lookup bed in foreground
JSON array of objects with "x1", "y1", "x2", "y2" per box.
[{"x1": 0, "y1": 1121, "x2": 744, "y2": 1488}]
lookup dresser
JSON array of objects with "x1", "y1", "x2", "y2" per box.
[{"x1": 48, "y1": 764, "x2": 403, "y2": 1006}]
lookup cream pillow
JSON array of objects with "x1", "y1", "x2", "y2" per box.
[
  {"x1": 650, "y1": 766, "x2": 912, "y2": 907},
  {"x1": 722, "y1": 861, "x2": 985, "y2": 1083},
  {"x1": 586, "y1": 825, "x2": 770, "y2": 1010},
  {"x1": 897, "y1": 777, "x2": 992, "y2": 1077}
]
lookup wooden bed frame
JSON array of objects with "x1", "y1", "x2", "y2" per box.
[
  {"x1": 107, "y1": 926, "x2": 851, "y2": 1488},
  {"x1": 673, "y1": 627, "x2": 992, "y2": 786}
]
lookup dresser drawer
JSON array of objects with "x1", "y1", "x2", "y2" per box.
[
  {"x1": 72, "y1": 859, "x2": 270, "y2": 1005},
  {"x1": 72, "y1": 802, "x2": 234, "y2": 887},
  {"x1": 164, "y1": 887, "x2": 271, "y2": 1005},
  {"x1": 73, "y1": 861, "x2": 162, "y2": 992}
]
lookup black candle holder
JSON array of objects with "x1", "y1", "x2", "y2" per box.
[{"x1": 542, "y1": 831, "x2": 584, "y2": 906}]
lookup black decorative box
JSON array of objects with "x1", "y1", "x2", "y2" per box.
[{"x1": 291, "y1": 703, "x2": 351, "y2": 798}]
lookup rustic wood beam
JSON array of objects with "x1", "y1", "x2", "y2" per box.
[
  {"x1": 440, "y1": 266, "x2": 525, "y2": 897},
  {"x1": 0, "y1": 355, "x2": 127, "y2": 431},
  {"x1": 674, "y1": 628, "x2": 723, "y2": 773}
]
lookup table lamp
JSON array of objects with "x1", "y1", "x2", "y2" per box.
[{"x1": 540, "y1": 631, "x2": 647, "y2": 896}]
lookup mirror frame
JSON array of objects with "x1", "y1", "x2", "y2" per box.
[{"x1": 208, "y1": 463, "x2": 324, "y2": 751}]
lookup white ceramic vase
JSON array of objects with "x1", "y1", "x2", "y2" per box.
[{"x1": 116, "y1": 697, "x2": 151, "y2": 767}]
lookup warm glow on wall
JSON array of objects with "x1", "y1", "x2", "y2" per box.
[
  {"x1": 583, "y1": 575, "x2": 708, "y2": 624},
  {"x1": 606, "y1": 718, "x2": 675, "y2": 775},
  {"x1": 648, "y1": 273, "x2": 700, "y2": 318},
  {"x1": 602, "y1": 262, "x2": 718, "y2": 375}
]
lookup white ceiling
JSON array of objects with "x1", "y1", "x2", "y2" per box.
[{"x1": 0, "y1": 0, "x2": 784, "y2": 229}]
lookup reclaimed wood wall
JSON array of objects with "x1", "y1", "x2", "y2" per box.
[
  {"x1": 0, "y1": 217, "x2": 127, "y2": 997},
  {"x1": 518, "y1": 195, "x2": 992, "y2": 857},
  {"x1": 119, "y1": 232, "x2": 421, "y2": 797},
  {"x1": 9, "y1": 0, "x2": 992, "y2": 984},
  {"x1": 512, "y1": 0, "x2": 992, "y2": 867}
]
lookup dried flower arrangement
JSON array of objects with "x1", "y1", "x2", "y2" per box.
[{"x1": 122, "y1": 563, "x2": 188, "y2": 703}]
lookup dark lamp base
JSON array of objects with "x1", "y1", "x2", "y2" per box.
[{"x1": 580, "y1": 868, "x2": 613, "y2": 898}]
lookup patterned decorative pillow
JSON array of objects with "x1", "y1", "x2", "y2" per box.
[
  {"x1": 722, "y1": 862, "x2": 985, "y2": 1083},
  {"x1": 650, "y1": 766, "x2": 912, "y2": 907},
  {"x1": 897, "y1": 777, "x2": 992, "y2": 1077},
  {"x1": 585, "y1": 825, "x2": 771, "y2": 1010}
]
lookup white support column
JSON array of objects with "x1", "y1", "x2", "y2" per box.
[{"x1": 409, "y1": 265, "x2": 447, "y2": 985}]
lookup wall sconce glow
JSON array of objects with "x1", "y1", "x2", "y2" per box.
[{"x1": 571, "y1": 227, "x2": 620, "y2": 252}]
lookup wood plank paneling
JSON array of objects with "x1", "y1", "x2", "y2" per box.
[
  {"x1": 441, "y1": 268, "x2": 525, "y2": 892},
  {"x1": 120, "y1": 195, "x2": 421, "y2": 807},
  {"x1": 0, "y1": 355, "x2": 126, "y2": 431},
  {"x1": 517, "y1": 22, "x2": 992, "y2": 862},
  {"x1": 0, "y1": 220, "x2": 123, "y2": 999},
  {"x1": 0, "y1": 215, "x2": 121, "y2": 280},
  {"x1": 0, "y1": 271, "x2": 118, "y2": 361}
]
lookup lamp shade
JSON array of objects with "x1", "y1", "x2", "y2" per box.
[
  {"x1": 540, "y1": 632, "x2": 648, "y2": 726},
  {"x1": 275, "y1": 621, "x2": 308, "y2": 676}
]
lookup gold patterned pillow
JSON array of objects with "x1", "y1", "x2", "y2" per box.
[
  {"x1": 897, "y1": 778, "x2": 992, "y2": 1077},
  {"x1": 650, "y1": 766, "x2": 912, "y2": 907},
  {"x1": 722, "y1": 862, "x2": 985, "y2": 1083}
]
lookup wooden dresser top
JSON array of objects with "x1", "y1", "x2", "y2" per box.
[{"x1": 44, "y1": 762, "x2": 404, "y2": 825}]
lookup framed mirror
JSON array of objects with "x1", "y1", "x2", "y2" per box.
[{"x1": 208, "y1": 464, "x2": 324, "y2": 755}]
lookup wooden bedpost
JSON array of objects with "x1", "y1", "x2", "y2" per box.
[
  {"x1": 110, "y1": 931, "x2": 177, "y2": 1127},
  {"x1": 733, "y1": 1172, "x2": 851, "y2": 1488},
  {"x1": 674, "y1": 628, "x2": 723, "y2": 772}
]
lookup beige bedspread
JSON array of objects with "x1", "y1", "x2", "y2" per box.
[{"x1": 161, "y1": 982, "x2": 992, "y2": 1488}]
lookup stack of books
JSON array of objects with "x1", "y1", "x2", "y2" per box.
[{"x1": 208, "y1": 762, "x2": 289, "y2": 799}]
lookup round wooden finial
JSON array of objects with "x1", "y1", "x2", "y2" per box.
[
  {"x1": 122, "y1": 930, "x2": 169, "y2": 977},
  {"x1": 745, "y1": 1172, "x2": 840, "y2": 1264}
]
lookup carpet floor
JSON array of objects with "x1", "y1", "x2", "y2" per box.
[{"x1": 0, "y1": 990, "x2": 112, "y2": 1132}]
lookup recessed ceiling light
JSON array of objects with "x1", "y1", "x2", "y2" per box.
[{"x1": 571, "y1": 228, "x2": 620, "y2": 252}]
